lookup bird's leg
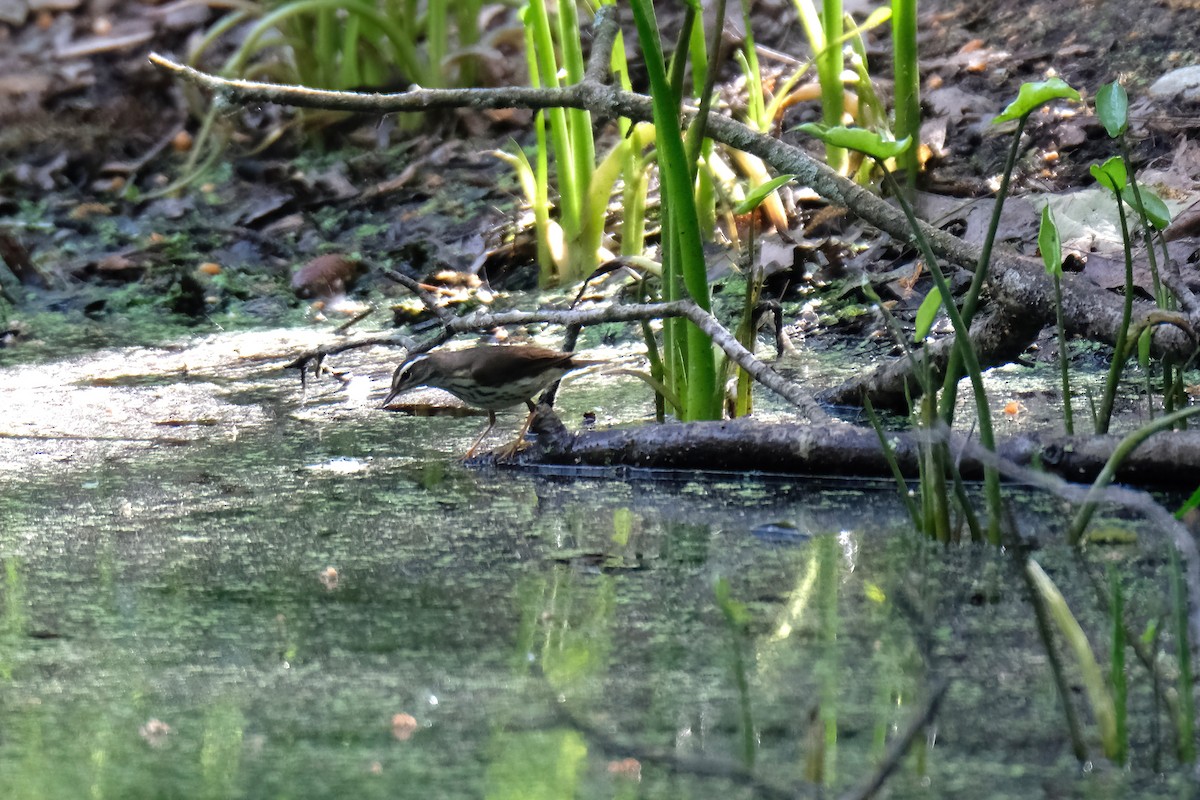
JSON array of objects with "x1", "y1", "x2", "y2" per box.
[
  {"x1": 495, "y1": 401, "x2": 539, "y2": 460},
  {"x1": 464, "y1": 411, "x2": 497, "y2": 459}
]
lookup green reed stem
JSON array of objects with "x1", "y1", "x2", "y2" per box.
[
  {"x1": 882, "y1": 167, "x2": 1002, "y2": 543},
  {"x1": 1121, "y1": 139, "x2": 1165, "y2": 306},
  {"x1": 630, "y1": 0, "x2": 720, "y2": 420},
  {"x1": 1068, "y1": 405, "x2": 1200, "y2": 543},
  {"x1": 1110, "y1": 566, "x2": 1128, "y2": 765},
  {"x1": 1023, "y1": 555, "x2": 1090, "y2": 762},
  {"x1": 939, "y1": 115, "x2": 1027, "y2": 424},
  {"x1": 1051, "y1": 273, "x2": 1074, "y2": 434},
  {"x1": 890, "y1": 0, "x2": 919, "y2": 182},
  {"x1": 1094, "y1": 196, "x2": 1134, "y2": 435},
  {"x1": 864, "y1": 395, "x2": 923, "y2": 529},
  {"x1": 1169, "y1": 547, "x2": 1197, "y2": 763}
]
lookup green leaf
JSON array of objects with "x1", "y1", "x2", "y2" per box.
[
  {"x1": 1090, "y1": 156, "x2": 1127, "y2": 193},
  {"x1": 1178, "y1": 484, "x2": 1200, "y2": 519},
  {"x1": 1038, "y1": 205, "x2": 1062, "y2": 277},
  {"x1": 491, "y1": 140, "x2": 537, "y2": 208},
  {"x1": 1096, "y1": 81, "x2": 1129, "y2": 138},
  {"x1": 1027, "y1": 559, "x2": 1121, "y2": 759},
  {"x1": 793, "y1": 123, "x2": 912, "y2": 160},
  {"x1": 629, "y1": 0, "x2": 720, "y2": 421},
  {"x1": 1137, "y1": 326, "x2": 1152, "y2": 369},
  {"x1": 914, "y1": 287, "x2": 944, "y2": 342},
  {"x1": 1121, "y1": 186, "x2": 1172, "y2": 230},
  {"x1": 714, "y1": 577, "x2": 750, "y2": 627},
  {"x1": 734, "y1": 174, "x2": 796, "y2": 215},
  {"x1": 993, "y1": 78, "x2": 1081, "y2": 124},
  {"x1": 859, "y1": 7, "x2": 894, "y2": 31}
]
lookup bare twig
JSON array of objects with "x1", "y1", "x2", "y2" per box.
[
  {"x1": 837, "y1": 677, "x2": 950, "y2": 800},
  {"x1": 332, "y1": 305, "x2": 376, "y2": 335},
  {"x1": 1160, "y1": 252, "x2": 1200, "y2": 320},
  {"x1": 282, "y1": 333, "x2": 416, "y2": 372},
  {"x1": 445, "y1": 301, "x2": 832, "y2": 422},
  {"x1": 532, "y1": 660, "x2": 803, "y2": 800},
  {"x1": 285, "y1": 298, "x2": 831, "y2": 422},
  {"x1": 148, "y1": 4, "x2": 1192, "y2": 376},
  {"x1": 284, "y1": 268, "x2": 453, "y2": 375},
  {"x1": 583, "y1": 5, "x2": 619, "y2": 84},
  {"x1": 380, "y1": 268, "x2": 456, "y2": 325}
]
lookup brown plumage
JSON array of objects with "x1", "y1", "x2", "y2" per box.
[{"x1": 382, "y1": 345, "x2": 599, "y2": 456}]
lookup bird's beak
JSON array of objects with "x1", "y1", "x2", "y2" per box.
[{"x1": 381, "y1": 387, "x2": 399, "y2": 408}]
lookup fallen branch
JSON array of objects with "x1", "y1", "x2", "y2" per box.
[
  {"x1": 286, "y1": 297, "x2": 832, "y2": 423},
  {"x1": 148, "y1": 5, "x2": 1194, "y2": 396},
  {"x1": 820, "y1": 281, "x2": 1050, "y2": 408},
  {"x1": 523, "y1": 413, "x2": 1200, "y2": 640},
  {"x1": 525, "y1": 416, "x2": 1200, "y2": 491},
  {"x1": 457, "y1": 301, "x2": 832, "y2": 422}
]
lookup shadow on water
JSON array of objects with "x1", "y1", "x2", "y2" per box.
[{"x1": 0, "y1": 364, "x2": 1192, "y2": 798}]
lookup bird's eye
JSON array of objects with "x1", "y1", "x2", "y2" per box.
[{"x1": 394, "y1": 355, "x2": 427, "y2": 384}]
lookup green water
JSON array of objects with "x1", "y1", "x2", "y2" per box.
[{"x1": 0, "y1": 340, "x2": 1194, "y2": 799}]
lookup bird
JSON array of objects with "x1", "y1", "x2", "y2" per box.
[{"x1": 381, "y1": 344, "x2": 600, "y2": 457}]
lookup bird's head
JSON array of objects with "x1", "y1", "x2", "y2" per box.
[{"x1": 382, "y1": 353, "x2": 438, "y2": 407}]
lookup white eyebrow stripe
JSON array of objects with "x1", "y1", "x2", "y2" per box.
[{"x1": 399, "y1": 354, "x2": 429, "y2": 372}]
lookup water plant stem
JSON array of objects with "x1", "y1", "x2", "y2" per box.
[
  {"x1": 1052, "y1": 274, "x2": 1074, "y2": 434},
  {"x1": 1120, "y1": 140, "x2": 1165, "y2": 305},
  {"x1": 684, "y1": 0, "x2": 724, "y2": 166},
  {"x1": 1169, "y1": 547, "x2": 1197, "y2": 763},
  {"x1": 863, "y1": 395, "x2": 923, "y2": 528},
  {"x1": 1094, "y1": 197, "x2": 1134, "y2": 435},
  {"x1": 556, "y1": 0, "x2": 595, "y2": 194},
  {"x1": 714, "y1": 579, "x2": 756, "y2": 768},
  {"x1": 890, "y1": 0, "x2": 919, "y2": 183},
  {"x1": 630, "y1": 0, "x2": 721, "y2": 420},
  {"x1": 792, "y1": 0, "x2": 845, "y2": 171},
  {"x1": 1067, "y1": 405, "x2": 1200, "y2": 543},
  {"x1": 1110, "y1": 566, "x2": 1128, "y2": 765},
  {"x1": 882, "y1": 167, "x2": 1003, "y2": 543},
  {"x1": 938, "y1": 116, "x2": 1027, "y2": 424},
  {"x1": 524, "y1": 0, "x2": 582, "y2": 279},
  {"x1": 1023, "y1": 556, "x2": 1090, "y2": 762}
]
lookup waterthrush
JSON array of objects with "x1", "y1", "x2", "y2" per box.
[{"x1": 382, "y1": 345, "x2": 599, "y2": 457}]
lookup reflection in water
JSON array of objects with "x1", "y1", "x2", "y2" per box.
[{"x1": 0, "y1": 422, "x2": 1184, "y2": 798}]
